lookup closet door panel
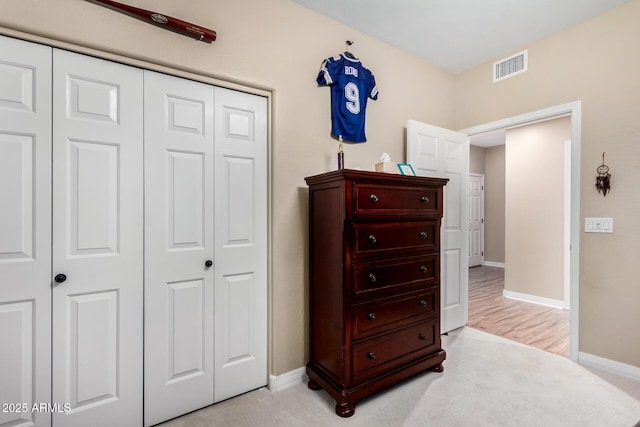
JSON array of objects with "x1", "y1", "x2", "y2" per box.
[
  {"x1": 144, "y1": 70, "x2": 214, "y2": 427},
  {"x1": 67, "y1": 140, "x2": 119, "y2": 255},
  {"x1": 214, "y1": 87, "x2": 268, "y2": 402},
  {"x1": 0, "y1": 35, "x2": 52, "y2": 427},
  {"x1": 52, "y1": 49, "x2": 143, "y2": 427}
]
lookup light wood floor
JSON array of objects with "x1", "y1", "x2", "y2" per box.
[{"x1": 467, "y1": 265, "x2": 569, "y2": 357}]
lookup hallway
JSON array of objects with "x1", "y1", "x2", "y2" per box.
[{"x1": 468, "y1": 265, "x2": 569, "y2": 357}]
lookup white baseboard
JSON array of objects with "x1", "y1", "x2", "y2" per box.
[
  {"x1": 266, "y1": 356, "x2": 640, "y2": 394},
  {"x1": 483, "y1": 261, "x2": 505, "y2": 268},
  {"x1": 268, "y1": 367, "x2": 307, "y2": 392},
  {"x1": 579, "y1": 352, "x2": 640, "y2": 381},
  {"x1": 503, "y1": 289, "x2": 564, "y2": 309}
]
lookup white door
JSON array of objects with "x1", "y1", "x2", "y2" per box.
[
  {"x1": 52, "y1": 49, "x2": 143, "y2": 427},
  {"x1": 407, "y1": 120, "x2": 469, "y2": 333},
  {"x1": 213, "y1": 87, "x2": 268, "y2": 401},
  {"x1": 0, "y1": 36, "x2": 52, "y2": 427},
  {"x1": 144, "y1": 71, "x2": 215, "y2": 426},
  {"x1": 468, "y1": 174, "x2": 484, "y2": 267}
]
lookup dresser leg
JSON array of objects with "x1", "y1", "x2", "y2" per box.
[
  {"x1": 431, "y1": 363, "x2": 444, "y2": 373},
  {"x1": 335, "y1": 400, "x2": 355, "y2": 418},
  {"x1": 307, "y1": 379, "x2": 322, "y2": 390}
]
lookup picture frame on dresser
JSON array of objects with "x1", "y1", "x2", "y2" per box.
[{"x1": 397, "y1": 163, "x2": 416, "y2": 175}]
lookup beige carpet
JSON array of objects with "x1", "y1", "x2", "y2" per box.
[{"x1": 160, "y1": 327, "x2": 640, "y2": 426}]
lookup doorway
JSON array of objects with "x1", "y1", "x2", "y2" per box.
[{"x1": 460, "y1": 101, "x2": 581, "y2": 361}]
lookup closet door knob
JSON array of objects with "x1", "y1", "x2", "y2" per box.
[
  {"x1": 54, "y1": 274, "x2": 67, "y2": 284},
  {"x1": 369, "y1": 194, "x2": 379, "y2": 202},
  {"x1": 205, "y1": 260, "x2": 213, "y2": 268}
]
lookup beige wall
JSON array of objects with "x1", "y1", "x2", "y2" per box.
[
  {"x1": 469, "y1": 145, "x2": 485, "y2": 174},
  {"x1": 505, "y1": 117, "x2": 570, "y2": 300},
  {"x1": 3, "y1": 0, "x2": 639, "y2": 372},
  {"x1": 0, "y1": 0, "x2": 455, "y2": 376},
  {"x1": 484, "y1": 146, "x2": 506, "y2": 264},
  {"x1": 456, "y1": 1, "x2": 640, "y2": 366}
]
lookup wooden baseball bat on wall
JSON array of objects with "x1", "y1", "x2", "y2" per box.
[{"x1": 87, "y1": 0, "x2": 217, "y2": 43}]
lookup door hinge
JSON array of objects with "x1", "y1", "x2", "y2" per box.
[{"x1": 481, "y1": 218, "x2": 484, "y2": 224}]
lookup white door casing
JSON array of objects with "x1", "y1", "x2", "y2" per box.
[
  {"x1": 459, "y1": 101, "x2": 581, "y2": 361},
  {"x1": 213, "y1": 87, "x2": 268, "y2": 402},
  {"x1": 51, "y1": 49, "x2": 143, "y2": 427},
  {"x1": 0, "y1": 36, "x2": 52, "y2": 427},
  {"x1": 468, "y1": 174, "x2": 484, "y2": 267},
  {"x1": 563, "y1": 140, "x2": 571, "y2": 310},
  {"x1": 144, "y1": 71, "x2": 215, "y2": 426},
  {"x1": 407, "y1": 120, "x2": 469, "y2": 333}
]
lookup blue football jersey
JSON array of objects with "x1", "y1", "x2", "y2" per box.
[{"x1": 316, "y1": 54, "x2": 378, "y2": 143}]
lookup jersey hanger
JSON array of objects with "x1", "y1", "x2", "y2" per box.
[{"x1": 344, "y1": 40, "x2": 357, "y2": 59}]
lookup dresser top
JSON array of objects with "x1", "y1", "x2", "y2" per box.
[{"x1": 305, "y1": 169, "x2": 449, "y2": 187}]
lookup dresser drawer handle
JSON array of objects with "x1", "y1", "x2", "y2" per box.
[
  {"x1": 368, "y1": 234, "x2": 377, "y2": 244},
  {"x1": 419, "y1": 333, "x2": 427, "y2": 341},
  {"x1": 368, "y1": 273, "x2": 377, "y2": 283},
  {"x1": 421, "y1": 196, "x2": 430, "y2": 203},
  {"x1": 419, "y1": 265, "x2": 428, "y2": 273},
  {"x1": 367, "y1": 352, "x2": 377, "y2": 361},
  {"x1": 419, "y1": 300, "x2": 427, "y2": 307},
  {"x1": 367, "y1": 312, "x2": 376, "y2": 321},
  {"x1": 369, "y1": 194, "x2": 379, "y2": 202},
  {"x1": 419, "y1": 231, "x2": 428, "y2": 239}
]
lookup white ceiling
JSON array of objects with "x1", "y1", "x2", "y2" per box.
[
  {"x1": 292, "y1": 0, "x2": 631, "y2": 74},
  {"x1": 469, "y1": 129, "x2": 506, "y2": 148}
]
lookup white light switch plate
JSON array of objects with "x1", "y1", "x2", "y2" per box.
[{"x1": 585, "y1": 217, "x2": 613, "y2": 233}]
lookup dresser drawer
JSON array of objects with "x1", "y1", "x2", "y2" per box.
[
  {"x1": 351, "y1": 221, "x2": 438, "y2": 259},
  {"x1": 351, "y1": 320, "x2": 439, "y2": 383},
  {"x1": 351, "y1": 288, "x2": 439, "y2": 341},
  {"x1": 352, "y1": 255, "x2": 438, "y2": 300},
  {"x1": 353, "y1": 183, "x2": 441, "y2": 218}
]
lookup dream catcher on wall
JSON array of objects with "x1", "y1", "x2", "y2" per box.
[{"x1": 595, "y1": 152, "x2": 611, "y2": 197}]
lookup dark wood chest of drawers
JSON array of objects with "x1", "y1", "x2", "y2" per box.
[{"x1": 304, "y1": 169, "x2": 448, "y2": 417}]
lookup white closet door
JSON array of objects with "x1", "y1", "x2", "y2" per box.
[
  {"x1": 0, "y1": 35, "x2": 52, "y2": 427},
  {"x1": 51, "y1": 49, "x2": 143, "y2": 427},
  {"x1": 144, "y1": 71, "x2": 215, "y2": 426},
  {"x1": 214, "y1": 87, "x2": 267, "y2": 401}
]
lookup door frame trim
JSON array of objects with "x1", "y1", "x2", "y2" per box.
[{"x1": 459, "y1": 100, "x2": 581, "y2": 362}]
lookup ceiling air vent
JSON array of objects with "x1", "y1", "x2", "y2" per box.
[{"x1": 493, "y1": 50, "x2": 528, "y2": 82}]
